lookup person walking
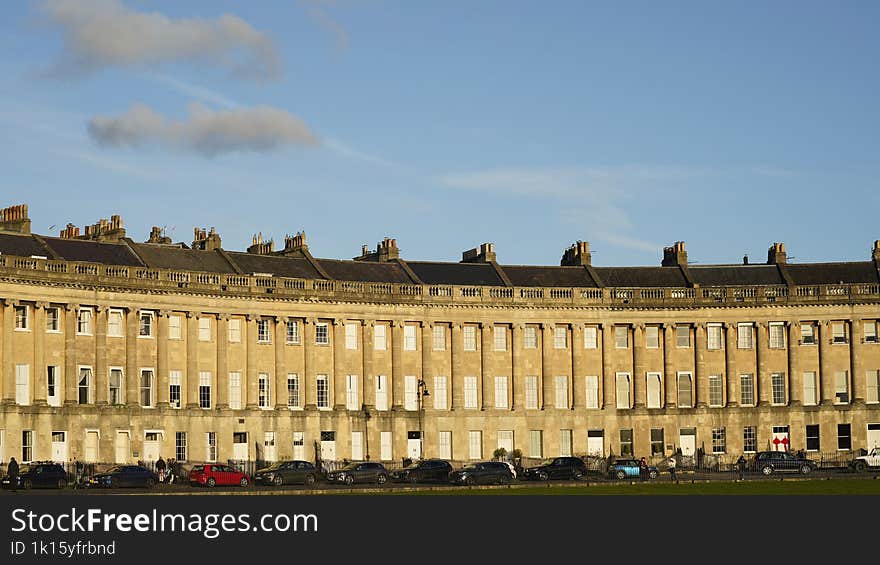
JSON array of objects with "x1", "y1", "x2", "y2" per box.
[
  {"x1": 7, "y1": 457, "x2": 19, "y2": 492},
  {"x1": 639, "y1": 457, "x2": 648, "y2": 482},
  {"x1": 667, "y1": 455, "x2": 677, "y2": 483},
  {"x1": 74, "y1": 459, "x2": 85, "y2": 489},
  {"x1": 156, "y1": 456, "x2": 166, "y2": 483},
  {"x1": 736, "y1": 455, "x2": 747, "y2": 481}
]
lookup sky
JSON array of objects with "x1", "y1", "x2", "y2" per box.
[{"x1": 1, "y1": 0, "x2": 879, "y2": 268}]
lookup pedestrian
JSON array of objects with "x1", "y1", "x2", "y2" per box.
[
  {"x1": 639, "y1": 457, "x2": 648, "y2": 482},
  {"x1": 156, "y1": 455, "x2": 166, "y2": 483},
  {"x1": 74, "y1": 458, "x2": 85, "y2": 488},
  {"x1": 7, "y1": 457, "x2": 19, "y2": 492},
  {"x1": 667, "y1": 455, "x2": 677, "y2": 483},
  {"x1": 736, "y1": 455, "x2": 746, "y2": 481}
]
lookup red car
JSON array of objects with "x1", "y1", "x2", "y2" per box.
[{"x1": 189, "y1": 464, "x2": 250, "y2": 487}]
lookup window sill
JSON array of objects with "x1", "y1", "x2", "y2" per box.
[
  {"x1": 46, "y1": 329, "x2": 62, "y2": 334},
  {"x1": 14, "y1": 328, "x2": 31, "y2": 332},
  {"x1": 137, "y1": 335, "x2": 154, "y2": 339}
]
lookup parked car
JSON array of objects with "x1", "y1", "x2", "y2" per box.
[
  {"x1": 752, "y1": 451, "x2": 817, "y2": 475},
  {"x1": 189, "y1": 463, "x2": 250, "y2": 487},
  {"x1": 521, "y1": 457, "x2": 588, "y2": 481},
  {"x1": 850, "y1": 447, "x2": 880, "y2": 472},
  {"x1": 449, "y1": 461, "x2": 513, "y2": 486},
  {"x1": 1, "y1": 462, "x2": 68, "y2": 490},
  {"x1": 608, "y1": 459, "x2": 659, "y2": 480},
  {"x1": 254, "y1": 460, "x2": 319, "y2": 486},
  {"x1": 89, "y1": 465, "x2": 158, "y2": 488},
  {"x1": 326, "y1": 462, "x2": 389, "y2": 485},
  {"x1": 390, "y1": 459, "x2": 454, "y2": 483}
]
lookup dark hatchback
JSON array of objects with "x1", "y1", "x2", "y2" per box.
[
  {"x1": 752, "y1": 451, "x2": 817, "y2": 475},
  {"x1": 326, "y1": 462, "x2": 389, "y2": 485},
  {"x1": 2, "y1": 463, "x2": 68, "y2": 490},
  {"x1": 521, "y1": 457, "x2": 588, "y2": 481},
  {"x1": 254, "y1": 460, "x2": 320, "y2": 486},
  {"x1": 89, "y1": 465, "x2": 159, "y2": 488},
  {"x1": 390, "y1": 459, "x2": 454, "y2": 484},
  {"x1": 449, "y1": 462, "x2": 513, "y2": 486}
]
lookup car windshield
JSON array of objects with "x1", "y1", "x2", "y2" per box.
[
  {"x1": 105, "y1": 466, "x2": 124, "y2": 473},
  {"x1": 191, "y1": 465, "x2": 204, "y2": 472},
  {"x1": 341, "y1": 463, "x2": 361, "y2": 471},
  {"x1": 18, "y1": 465, "x2": 31, "y2": 473},
  {"x1": 462, "y1": 464, "x2": 480, "y2": 471}
]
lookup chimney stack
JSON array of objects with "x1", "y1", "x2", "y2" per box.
[
  {"x1": 247, "y1": 232, "x2": 274, "y2": 255},
  {"x1": 561, "y1": 241, "x2": 591, "y2": 267},
  {"x1": 662, "y1": 241, "x2": 688, "y2": 267},
  {"x1": 767, "y1": 242, "x2": 787, "y2": 265},
  {"x1": 60, "y1": 214, "x2": 126, "y2": 242},
  {"x1": 146, "y1": 226, "x2": 172, "y2": 244},
  {"x1": 873, "y1": 240, "x2": 880, "y2": 264},
  {"x1": 461, "y1": 242, "x2": 496, "y2": 263},
  {"x1": 0, "y1": 203, "x2": 31, "y2": 234},
  {"x1": 192, "y1": 226, "x2": 222, "y2": 251},
  {"x1": 354, "y1": 237, "x2": 400, "y2": 262}
]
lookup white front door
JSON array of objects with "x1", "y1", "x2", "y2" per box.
[
  {"x1": 115, "y1": 431, "x2": 130, "y2": 464},
  {"x1": 84, "y1": 431, "x2": 99, "y2": 462},
  {"x1": 142, "y1": 433, "x2": 161, "y2": 462},
  {"x1": 771, "y1": 426, "x2": 790, "y2": 452},
  {"x1": 407, "y1": 434, "x2": 422, "y2": 460},
  {"x1": 263, "y1": 432, "x2": 277, "y2": 462},
  {"x1": 51, "y1": 431, "x2": 68, "y2": 463},
  {"x1": 587, "y1": 431, "x2": 604, "y2": 456},
  {"x1": 497, "y1": 430, "x2": 514, "y2": 455},
  {"x1": 320, "y1": 440, "x2": 336, "y2": 462},
  {"x1": 867, "y1": 424, "x2": 880, "y2": 451},
  {"x1": 679, "y1": 429, "x2": 696, "y2": 457},
  {"x1": 293, "y1": 432, "x2": 305, "y2": 460},
  {"x1": 233, "y1": 433, "x2": 249, "y2": 460}
]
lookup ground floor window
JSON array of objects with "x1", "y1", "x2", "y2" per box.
[
  {"x1": 806, "y1": 425, "x2": 819, "y2": 452},
  {"x1": 206, "y1": 432, "x2": 217, "y2": 462},
  {"x1": 712, "y1": 428, "x2": 726, "y2": 454},
  {"x1": 837, "y1": 424, "x2": 851, "y2": 451},
  {"x1": 468, "y1": 431, "x2": 482, "y2": 460},
  {"x1": 22, "y1": 430, "x2": 33, "y2": 463},
  {"x1": 743, "y1": 426, "x2": 757, "y2": 453},
  {"x1": 175, "y1": 432, "x2": 187, "y2": 461},
  {"x1": 650, "y1": 428, "x2": 664, "y2": 456},
  {"x1": 619, "y1": 429, "x2": 633, "y2": 457},
  {"x1": 529, "y1": 430, "x2": 543, "y2": 458},
  {"x1": 439, "y1": 431, "x2": 452, "y2": 460}
]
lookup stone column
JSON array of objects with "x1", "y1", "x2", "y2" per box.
[
  {"x1": 851, "y1": 319, "x2": 865, "y2": 405},
  {"x1": 451, "y1": 323, "x2": 462, "y2": 410},
  {"x1": 302, "y1": 317, "x2": 315, "y2": 409},
  {"x1": 725, "y1": 322, "x2": 738, "y2": 407},
  {"x1": 391, "y1": 321, "x2": 404, "y2": 410},
  {"x1": 512, "y1": 323, "x2": 523, "y2": 410},
  {"x1": 571, "y1": 323, "x2": 584, "y2": 409},
  {"x1": 602, "y1": 323, "x2": 614, "y2": 409},
  {"x1": 632, "y1": 324, "x2": 646, "y2": 408},
  {"x1": 246, "y1": 314, "x2": 258, "y2": 409},
  {"x1": 756, "y1": 322, "x2": 769, "y2": 406},
  {"x1": 125, "y1": 307, "x2": 137, "y2": 405},
  {"x1": 541, "y1": 324, "x2": 553, "y2": 409},
  {"x1": 818, "y1": 321, "x2": 833, "y2": 405},
  {"x1": 276, "y1": 316, "x2": 290, "y2": 410},
  {"x1": 93, "y1": 305, "x2": 107, "y2": 405},
  {"x1": 216, "y1": 314, "x2": 229, "y2": 409},
  {"x1": 186, "y1": 311, "x2": 199, "y2": 409},
  {"x1": 156, "y1": 310, "x2": 170, "y2": 407},
  {"x1": 1, "y1": 300, "x2": 12, "y2": 404},
  {"x1": 332, "y1": 318, "x2": 345, "y2": 409},
  {"x1": 695, "y1": 322, "x2": 708, "y2": 408},
  {"x1": 33, "y1": 302, "x2": 47, "y2": 405},
  {"x1": 788, "y1": 322, "x2": 800, "y2": 406},
  {"x1": 362, "y1": 320, "x2": 374, "y2": 409},
  {"x1": 480, "y1": 322, "x2": 492, "y2": 410},
  {"x1": 663, "y1": 323, "x2": 676, "y2": 408}
]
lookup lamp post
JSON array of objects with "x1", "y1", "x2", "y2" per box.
[
  {"x1": 362, "y1": 404, "x2": 371, "y2": 461},
  {"x1": 417, "y1": 379, "x2": 430, "y2": 459}
]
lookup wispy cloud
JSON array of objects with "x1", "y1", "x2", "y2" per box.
[
  {"x1": 88, "y1": 103, "x2": 319, "y2": 156},
  {"x1": 324, "y1": 137, "x2": 407, "y2": 170},
  {"x1": 40, "y1": 0, "x2": 281, "y2": 80},
  {"x1": 145, "y1": 73, "x2": 239, "y2": 109},
  {"x1": 298, "y1": 0, "x2": 349, "y2": 51}
]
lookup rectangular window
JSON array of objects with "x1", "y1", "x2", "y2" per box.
[
  {"x1": 769, "y1": 323, "x2": 785, "y2": 349},
  {"x1": 375, "y1": 375, "x2": 388, "y2": 410},
  {"x1": 650, "y1": 428, "x2": 664, "y2": 456},
  {"x1": 559, "y1": 429, "x2": 573, "y2": 457},
  {"x1": 47, "y1": 366, "x2": 60, "y2": 407},
  {"x1": 345, "y1": 323, "x2": 357, "y2": 350},
  {"x1": 771, "y1": 372, "x2": 786, "y2": 405},
  {"x1": 743, "y1": 426, "x2": 757, "y2": 453},
  {"x1": 707, "y1": 324, "x2": 722, "y2": 350},
  {"x1": 646, "y1": 325, "x2": 660, "y2": 349},
  {"x1": 380, "y1": 431, "x2": 392, "y2": 461},
  {"x1": 677, "y1": 372, "x2": 693, "y2": 408},
  {"x1": 175, "y1": 432, "x2": 187, "y2": 461},
  {"x1": 619, "y1": 429, "x2": 634, "y2": 457},
  {"x1": 800, "y1": 323, "x2": 815, "y2": 345},
  {"x1": 108, "y1": 368, "x2": 123, "y2": 406},
  {"x1": 374, "y1": 324, "x2": 387, "y2": 350},
  {"x1": 168, "y1": 314, "x2": 181, "y2": 340},
  {"x1": 740, "y1": 374, "x2": 755, "y2": 406},
  {"x1": 524, "y1": 375, "x2": 538, "y2": 409},
  {"x1": 351, "y1": 431, "x2": 363, "y2": 461},
  {"x1": 834, "y1": 371, "x2": 849, "y2": 404},
  {"x1": 315, "y1": 375, "x2": 328, "y2": 409},
  {"x1": 404, "y1": 324, "x2": 417, "y2": 351},
  {"x1": 227, "y1": 318, "x2": 241, "y2": 343},
  {"x1": 433, "y1": 376, "x2": 448, "y2": 410},
  {"x1": 837, "y1": 423, "x2": 851, "y2": 451},
  {"x1": 524, "y1": 326, "x2": 537, "y2": 349},
  {"x1": 494, "y1": 326, "x2": 507, "y2": 351},
  {"x1": 259, "y1": 373, "x2": 271, "y2": 408},
  {"x1": 647, "y1": 372, "x2": 662, "y2": 409},
  {"x1": 286, "y1": 319, "x2": 300, "y2": 344},
  {"x1": 257, "y1": 319, "x2": 271, "y2": 343},
  {"x1": 198, "y1": 317, "x2": 211, "y2": 341},
  {"x1": 867, "y1": 370, "x2": 880, "y2": 404},
  {"x1": 615, "y1": 326, "x2": 628, "y2": 349},
  {"x1": 140, "y1": 369, "x2": 153, "y2": 407},
  {"x1": 287, "y1": 374, "x2": 300, "y2": 408},
  {"x1": 229, "y1": 372, "x2": 241, "y2": 410},
  {"x1": 15, "y1": 364, "x2": 29, "y2": 406},
  {"x1": 46, "y1": 307, "x2": 60, "y2": 332},
  {"x1": 315, "y1": 322, "x2": 329, "y2": 345},
  {"x1": 405, "y1": 375, "x2": 418, "y2": 411},
  {"x1": 616, "y1": 372, "x2": 630, "y2": 409},
  {"x1": 832, "y1": 322, "x2": 847, "y2": 344},
  {"x1": 712, "y1": 428, "x2": 726, "y2": 454},
  {"x1": 555, "y1": 375, "x2": 568, "y2": 409},
  {"x1": 78, "y1": 366, "x2": 93, "y2": 405},
  {"x1": 864, "y1": 321, "x2": 878, "y2": 343},
  {"x1": 439, "y1": 431, "x2": 452, "y2": 460},
  {"x1": 738, "y1": 323, "x2": 753, "y2": 349},
  {"x1": 584, "y1": 326, "x2": 598, "y2": 349},
  {"x1": 464, "y1": 376, "x2": 478, "y2": 409},
  {"x1": 199, "y1": 371, "x2": 211, "y2": 409},
  {"x1": 468, "y1": 431, "x2": 482, "y2": 460},
  {"x1": 22, "y1": 430, "x2": 33, "y2": 463},
  {"x1": 77, "y1": 308, "x2": 93, "y2": 335},
  {"x1": 138, "y1": 311, "x2": 153, "y2": 337},
  {"x1": 529, "y1": 430, "x2": 543, "y2": 458},
  {"x1": 206, "y1": 432, "x2": 217, "y2": 462},
  {"x1": 586, "y1": 375, "x2": 599, "y2": 409},
  {"x1": 346, "y1": 375, "x2": 359, "y2": 410},
  {"x1": 803, "y1": 371, "x2": 817, "y2": 406},
  {"x1": 463, "y1": 326, "x2": 477, "y2": 351},
  {"x1": 169, "y1": 370, "x2": 181, "y2": 409},
  {"x1": 708, "y1": 375, "x2": 723, "y2": 407},
  {"x1": 554, "y1": 326, "x2": 567, "y2": 349},
  {"x1": 432, "y1": 325, "x2": 446, "y2": 350},
  {"x1": 14, "y1": 305, "x2": 28, "y2": 330},
  {"x1": 676, "y1": 325, "x2": 690, "y2": 348},
  {"x1": 495, "y1": 376, "x2": 508, "y2": 409},
  {"x1": 806, "y1": 424, "x2": 820, "y2": 452}
]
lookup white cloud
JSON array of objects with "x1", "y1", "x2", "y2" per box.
[
  {"x1": 41, "y1": 0, "x2": 280, "y2": 79},
  {"x1": 88, "y1": 103, "x2": 318, "y2": 156}
]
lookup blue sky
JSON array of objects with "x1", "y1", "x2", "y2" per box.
[{"x1": 2, "y1": 1, "x2": 879, "y2": 267}]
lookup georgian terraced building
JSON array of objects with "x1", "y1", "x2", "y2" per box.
[{"x1": 1, "y1": 203, "x2": 879, "y2": 467}]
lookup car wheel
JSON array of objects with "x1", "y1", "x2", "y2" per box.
[
  {"x1": 207, "y1": 477, "x2": 216, "y2": 487},
  {"x1": 377, "y1": 474, "x2": 387, "y2": 485},
  {"x1": 538, "y1": 472, "x2": 549, "y2": 481},
  {"x1": 498, "y1": 474, "x2": 511, "y2": 485},
  {"x1": 273, "y1": 475, "x2": 284, "y2": 487},
  {"x1": 615, "y1": 470, "x2": 626, "y2": 480},
  {"x1": 304, "y1": 474, "x2": 316, "y2": 486},
  {"x1": 853, "y1": 461, "x2": 867, "y2": 473},
  {"x1": 799, "y1": 464, "x2": 812, "y2": 475},
  {"x1": 344, "y1": 475, "x2": 354, "y2": 486},
  {"x1": 465, "y1": 476, "x2": 476, "y2": 486},
  {"x1": 572, "y1": 470, "x2": 583, "y2": 481},
  {"x1": 649, "y1": 470, "x2": 658, "y2": 480},
  {"x1": 761, "y1": 465, "x2": 774, "y2": 476},
  {"x1": 22, "y1": 479, "x2": 32, "y2": 490},
  {"x1": 239, "y1": 477, "x2": 249, "y2": 487},
  {"x1": 146, "y1": 478, "x2": 156, "y2": 488},
  {"x1": 408, "y1": 475, "x2": 419, "y2": 484},
  {"x1": 57, "y1": 478, "x2": 67, "y2": 489}
]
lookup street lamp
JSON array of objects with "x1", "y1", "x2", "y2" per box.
[
  {"x1": 417, "y1": 379, "x2": 430, "y2": 459},
  {"x1": 362, "y1": 404, "x2": 371, "y2": 461}
]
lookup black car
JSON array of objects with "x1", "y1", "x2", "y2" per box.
[
  {"x1": 449, "y1": 462, "x2": 513, "y2": 486},
  {"x1": 2, "y1": 462, "x2": 68, "y2": 490},
  {"x1": 752, "y1": 451, "x2": 817, "y2": 476},
  {"x1": 326, "y1": 462, "x2": 389, "y2": 485},
  {"x1": 89, "y1": 465, "x2": 159, "y2": 488},
  {"x1": 390, "y1": 459, "x2": 454, "y2": 484},
  {"x1": 521, "y1": 457, "x2": 588, "y2": 481},
  {"x1": 254, "y1": 460, "x2": 319, "y2": 486}
]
